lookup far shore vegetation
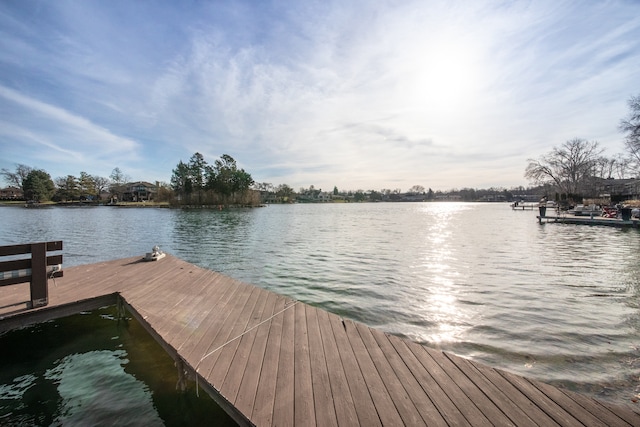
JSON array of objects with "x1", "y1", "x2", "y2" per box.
[{"x1": 2, "y1": 93, "x2": 640, "y2": 209}]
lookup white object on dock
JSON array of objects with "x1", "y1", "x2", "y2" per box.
[{"x1": 144, "y1": 245, "x2": 165, "y2": 261}]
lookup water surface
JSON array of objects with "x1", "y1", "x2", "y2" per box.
[{"x1": 2, "y1": 202, "x2": 640, "y2": 409}]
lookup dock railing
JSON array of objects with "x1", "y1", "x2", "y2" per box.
[{"x1": 0, "y1": 241, "x2": 63, "y2": 308}]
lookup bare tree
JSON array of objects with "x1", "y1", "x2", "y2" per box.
[
  {"x1": 596, "y1": 153, "x2": 631, "y2": 179},
  {"x1": 1, "y1": 164, "x2": 33, "y2": 188},
  {"x1": 93, "y1": 176, "x2": 110, "y2": 198},
  {"x1": 620, "y1": 94, "x2": 640, "y2": 167},
  {"x1": 109, "y1": 167, "x2": 130, "y2": 198},
  {"x1": 525, "y1": 138, "x2": 603, "y2": 196},
  {"x1": 408, "y1": 185, "x2": 425, "y2": 194},
  {"x1": 253, "y1": 182, "x2": 274, "y2": 193},
  {"x1": 612, "y1": 153, "x2": 631, "y2": 179},
  {"x1": 275, "y1": 183, "x2": 294, "y2": 202}
]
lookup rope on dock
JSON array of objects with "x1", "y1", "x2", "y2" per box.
[{"x1": 194, "y1": 299, "x2": 299, "y2": 397}]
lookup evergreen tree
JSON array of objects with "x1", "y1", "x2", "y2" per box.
[
  {"x1": 23, "y1": 169, "x2": 55, "y2": 202},
  {"x1": 170, "y1": 160, "x2": 193, "y2": 202},
  {"x1": 78, "y1": 171, "x2": 96, "y2": 199},
  {"x1": 188, "y1": 152, "x2": 208, "y2": 203},
  {"x1": 54, "y1": 175, "x2": 79, "y2": 201},
  {"x1": 208, "y1": 154, "x2": 254, "y2": 202}
]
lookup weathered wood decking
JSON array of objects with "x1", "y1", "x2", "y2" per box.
[{"x1": 1, "y1": 254, "x2": 640, "y2": 426}]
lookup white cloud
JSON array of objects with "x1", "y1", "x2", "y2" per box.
[{"x1": 0, "y1": 85, "x2": 141, "y2": 176}]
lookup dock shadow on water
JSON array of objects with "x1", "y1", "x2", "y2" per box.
[{"x1": 0, "y1": 306, "x2": 237, "y2": 426}]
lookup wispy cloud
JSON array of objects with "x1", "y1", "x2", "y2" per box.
[{"x1": 0, "y1": 85, "x2": 140, "y2": 174}]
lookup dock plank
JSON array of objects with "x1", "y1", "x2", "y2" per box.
[
  {"x1": 367, "y1": 328, "x2": 448, "y2": 426},
  {"x1": 293, "y1": 302, "x2": 315, "y2": 426},
  {"x1": 172, "y1": 275, "x2": 239, "y2": 352},
  {"x1": 498, "y1": 369, "x2": 582, "y2": 426},
  {"x1": 316, "y1": 310, "x2": 359, "y2": 426},
  {"x1": 353, "y1": 322, "x2": 424, "y2": 426},
  {"x1": 555, "y1": 388, "x2": 640, "y2": 427},
  {"x1": 407, "y1": 340, "x2": 493, "y2": 426},
  {"x1": 141, "y1": 271, "x2": 219, "y2": 340},
  {"x1": 560, "y1": 389, "x2": 640, "y2": 426},
  {"x1": 389, "y1": 338, "x2": 472, "y2": 426},
  {"x1": 194, "y1": 284, "x2": 261, "y2": 379},
  {"x1": 306, "y1": 304, "x2": 339, "y2": 427},
  {"x1": 443, "y1": 352, "x2": 539, "y2": 426},
  {"x1": 272, "y1": 296, "x2": 296, "y2": 426},
  {"x1": 177, "y1": 277, "x2": 245, "y2": 361},
  {"x1": 343, "y1": 319, "x2": 404, "y2": 426},
  {"x1": 328, "y1": 315, "x2": 382, "y2": 426},
  {"x1": 529, "y1": 378, "x2": 616, "y2": 427},
  {"x1": 250, "y1": 296, "x2": 288, "y2": 425},
  {"x1": 0, "y1": 284, "x2": 31, "y2": 315},
  {"x1": 234, "y1": 292, "x2": 280, "y2": 416},
  {"x1": 203, "y1": 286, "x2": 264, "y2": 388},
  {"x1": 426, "y1": 347, "x2": 516, "y2": 426},
  {"x1": 219, "y1": 289, "x2": 276, "y2": 404}
]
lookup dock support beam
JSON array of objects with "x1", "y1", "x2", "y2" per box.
[
  {"x1": 175, "y1": 358, "x2": 190, "y2": 392},
  {"x1": 116, "y1": 296, "x2": 127, "y2": 322}
]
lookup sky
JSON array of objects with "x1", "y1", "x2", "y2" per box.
[{"x1": 1, "y1": 0, "x2": 639, "y2": 192}]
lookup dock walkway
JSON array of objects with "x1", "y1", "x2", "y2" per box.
[{"x1": 1, "y1": 255, "x2": 640, "y2": 426}]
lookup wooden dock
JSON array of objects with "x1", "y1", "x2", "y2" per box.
[{"x1": 2, "y1": 254, "x2": 640, "y2": 426}]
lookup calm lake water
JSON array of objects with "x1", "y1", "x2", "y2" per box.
[{"x1": 2, "y1": 202, "x2": 640, "y2": 412}]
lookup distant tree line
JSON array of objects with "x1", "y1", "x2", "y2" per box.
[
  {"x1": 1, "y1": 152, "x2": 258, "y2": 206},
  {"x1": 3, "y1": 159, "x2": 547, "y2": 205},
  {"x1": 0, "y1": 165, "x2": 171, "y2": 203},
  {"x1": 253, "y1": 181, "x2": 542, "y2": 203},
  {"x1": 0, "y1": 153, "x2": 259, "y2": 206}
]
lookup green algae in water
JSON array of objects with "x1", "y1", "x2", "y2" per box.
[{"x1": 0, "y1": 306, "x2": 237, "y2": 426}]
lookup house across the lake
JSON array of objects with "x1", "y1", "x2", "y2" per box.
[
  {"x1": 594, "y1": 178, "x2": 640, "y2": 202},
  {"x1": 0, "y1": 186, "x2": 23, "y2": 200},
  {"x1": 118, "y1": 181, "x2": 157, "y2": 202}
]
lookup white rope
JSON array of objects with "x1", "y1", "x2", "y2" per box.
[
  {"x1": 49, "y1": 268, "x2": 59, "y2": 287},
  {"x1": 194, "y1": 299, "x2": 298, "y2": 397}
]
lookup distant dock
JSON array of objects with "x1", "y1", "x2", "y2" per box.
[
  {"x1": 511, "y1": 202, "x2": 539, "y2": 210},
  {"x1": 2, "y1": 253, "x2": 640, "y2": 425},
  {"x1": 537, "y1": 213, "x2": 640, "y2": 228}
]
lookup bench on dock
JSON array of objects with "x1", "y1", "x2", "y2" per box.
[{"x1": 0, "y1": 241, "x2": 63, "y2": 308}]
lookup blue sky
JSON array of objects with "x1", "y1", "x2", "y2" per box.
[{"x1": 1, "y1": 0, "x2": 639, "y2": 192}]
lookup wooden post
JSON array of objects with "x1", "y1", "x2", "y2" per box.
[
  {"x1": 29, "y1": 242, "x2": 48, "y2": 308},
  {"x1": 175, "y1": 358, "x2": 188, "y2": 392},
  {"x1": 538, "y1": 205, "x2": 546, "y2": 224}
]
